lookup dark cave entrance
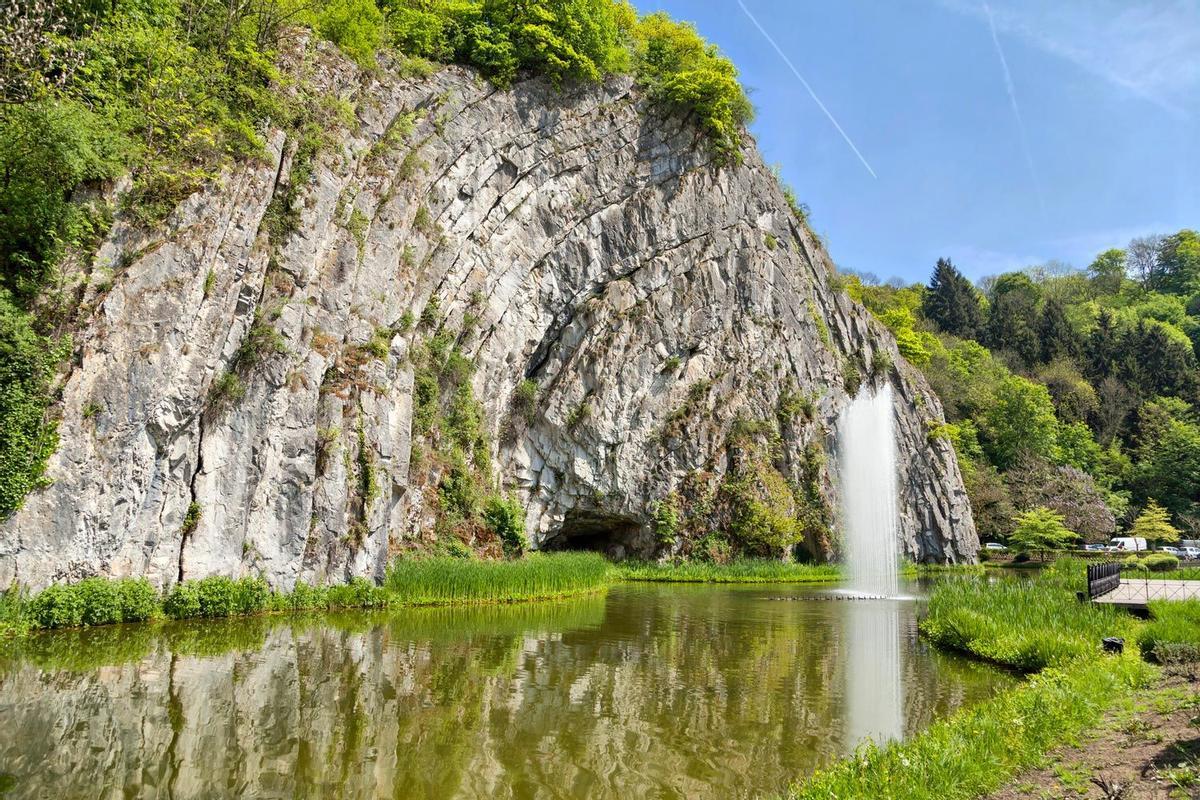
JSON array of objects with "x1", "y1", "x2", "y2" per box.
[{"x1": 541, "y1": 510, "x2": 648, "y2": 560}]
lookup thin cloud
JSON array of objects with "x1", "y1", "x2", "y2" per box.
[
  {"x1": 983, "y1": 1, "x2": 1046, "y2": 217},
  {"x1": 735, "y1": 0, "x2": 878, "y2": 179},
  {"x1": 939, "y1": 0, "x2": 1200, "y2": 116}
]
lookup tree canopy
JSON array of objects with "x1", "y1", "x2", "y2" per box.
[
  {"x1": 1010, "y1": 507, "x2": 1077, "y2": 561},
  {"x1": 855, "y1": 227, "x2": 1200, "y2": 547}
]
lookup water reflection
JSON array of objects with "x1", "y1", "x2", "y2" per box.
[
  {"x1": 843, "y1": 599, "x2": 904, "y2": 747},
  {"x1": 0, "y1": 584, "x2": 1010, "y2": 800}
]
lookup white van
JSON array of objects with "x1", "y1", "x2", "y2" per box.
[{"x1": 1109, "y1": 537, "x2": 1148, "y2": 552}]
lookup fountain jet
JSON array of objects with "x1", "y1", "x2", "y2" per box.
[{"x1": 837, "y1": 382, "x2": 901, "y2": 599}]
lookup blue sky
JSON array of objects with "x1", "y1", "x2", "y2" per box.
[{"x1": 634, "y1": 0, "x2": 1200, "y2": 285}]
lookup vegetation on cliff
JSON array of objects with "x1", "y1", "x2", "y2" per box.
[
  {"x1": 845, "y1": 231, "x2": 1200, "y2": 551},
  {"x1": 0, "y1": 0, "x2": 752, "y2": 518}
]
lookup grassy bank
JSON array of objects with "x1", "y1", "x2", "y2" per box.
[
  {"x1": 618, "y1": 559, "x2": 841, "y2": 584},
  {"x1": 789, "y1": 654, "x2": 1154, "y2": 800},
  {"x1": 919, "y1": 562, "x2": 1131, "y2": 671},
  {"x1": 790, "y1": 558, "x2": 1179, "y2": 798},
  {"x1": 0, "y1": 552, "x2": 614, "y2": 639}
]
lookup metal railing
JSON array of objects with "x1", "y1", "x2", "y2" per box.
[{"x1": 1086, "y1": 562, "x2": 1121, "y2": 599}]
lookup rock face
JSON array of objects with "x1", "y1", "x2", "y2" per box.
[{"x1": 0, "y1": 43, "x2": 977, "y2": 590}]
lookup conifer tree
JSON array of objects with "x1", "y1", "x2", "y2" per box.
[
  {"x1": 922, "y1": 258, "x2": 983, "y2": 340},
  {"x1": 1038, "y1": 297, "x2": 1080, "y2": 364}
]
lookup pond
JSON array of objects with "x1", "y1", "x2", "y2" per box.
[{"x1": 0, "y1": 581, "x2": 1012, "y2": 799}]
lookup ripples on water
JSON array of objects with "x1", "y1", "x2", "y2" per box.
[{"x1": 0, "y1": 582, "x2": 1011, "y2": 799}]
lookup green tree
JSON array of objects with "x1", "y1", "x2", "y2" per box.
[
  {"x1": 0, "y1": 290, "x2": 68, "y2": 515},
  {"x1": 1086, "y1": 248, "x2": 1126, "y2": 295},
  {"x1": 984, "y1": 290, "x2": 1039, "y2": 367},
  {"x1": 982, "y1": 375, "x2": 1059, "y2": 470},
  {"x1": 0, "y1": 100, "x2": 123, "y2": 295},
  {"x1": 922, "y1": 258, "x2": 983, "y2": 340},
  {"x1": 1037, "y1": 297, "x2": 1080, "y2": 364},
  {"x1": 1150, "y1": 229, "x2": 1200, "y2": 297},
  {"x1": 1010, "y1": 506, "x2": 1077, "y2": 561},
  {"x1": 1129, "y1": 500, "x2": 1180, "y2": 545},
  {"x1": 1131, "y1": 400, "x2": 1200, "y2": 521}
]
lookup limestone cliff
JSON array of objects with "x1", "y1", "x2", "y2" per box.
[{"x1": 0, "y1": 42, "x2": 977, "y2": 590}]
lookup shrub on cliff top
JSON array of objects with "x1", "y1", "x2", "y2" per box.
[{"x1": 382, "y1": 1, "x2": 751, "y2": 160}]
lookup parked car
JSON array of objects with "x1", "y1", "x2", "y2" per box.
[
  {"x1": 1083, "y1": 544, "x2": 1107, "y2": 552},
  {"x1": 984, "y1": 542, "x2": 1008, "y2": 552},
  {"x1": 1159, "y1": 546, "x2": 1182, "y2": 556},
  {"x1": 1183, "y1": 546, "x2": 1200, "y2": 560}
]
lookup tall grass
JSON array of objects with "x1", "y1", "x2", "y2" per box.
[
  {"x1": 1138, "y1": 599, "x2": 1200, "y2": 663},
  {"x1": 900, "y1": 561, "x2": 985, "y2": 578},
  {"x1": 919, "y1": 566, "x2": 1130, "y2": 671},
  {"x1": 619, "y1": 559, "x2": 840, "y2": 584},
  {"x1": 789, "y1": 654, "x2": 1154, "y2": 800},
  {"x1": 0, "y1": 585, "x2": 30, "y2": 639},
  {"x1": 1, "y1": 553, "x2": 615, "y2": 637},
  {"x1": 385, "y1": 552, "x2": 614, "y2": 603}
]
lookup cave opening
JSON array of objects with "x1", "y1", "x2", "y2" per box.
[{"x1": 541, "y1": 510, "x2": 646, "y2": 560}]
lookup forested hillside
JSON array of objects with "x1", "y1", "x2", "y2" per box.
[
  {"x1": 0, "y1": 0, "x2": 750, "y2": 517},
  {"x1": 847, "y1": 232, "x2": 1200, "y2": 545}
]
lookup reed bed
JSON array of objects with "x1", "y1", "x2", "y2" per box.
[
  {"x1": 618, "y1": 559, "x2": 841, "y2": 584},
  {"x1": 900, "y1": 561, "x2": 985, "y2": 578},
  {"x1": 919, "y1": 568, "x2": 1130, "y2": 671},
  {"x1": 384, "y1": 552, "x2": 615, "y2": 604},
  {"x1": 1, "y1": 553, "x2": 615, "y2": 638}
]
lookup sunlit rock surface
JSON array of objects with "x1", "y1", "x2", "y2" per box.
[{"x1": 0, "y1": 42, "x2": 976, "y2": 589}]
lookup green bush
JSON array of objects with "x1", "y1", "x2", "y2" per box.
[
  {"x1": 284, "y1": 581, "x2": 330, "y2": 611},
  {"x1": 1144, "y1": 552, "x2": 1179, "y2": 572},
  {"x1": 316, "y1": 0, "x2": 387, "y2": 67},
  {"x1": 632, "y1": 12, "x2": 752, "y2": 162},
  {"x1": 483, "y1": 494, "x2": 527, "y2": 555},
  {"x1": 117, "y1": 578, "x2": 159, "y2": 622},
  {"x1": 326, "y1": 576, "x2": 389, "y2": 608},
  {"x1": 26, "y1": 583, "x2": 85, "y2": 629},
  {"x1": 23, "y1": 577, "x2": 158, "y2": 629},
  {"x1": 163, "y1": 575, "x2": 275, "y2": 619},
  {"x1": 75, "y1": 578, "x2": 124, "y2": 626}
]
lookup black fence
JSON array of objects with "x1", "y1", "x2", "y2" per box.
[{"x1": 1086, "y1": 562, "x2": 1121, "y2": 599}]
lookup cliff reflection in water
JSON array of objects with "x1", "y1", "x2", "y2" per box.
[{"x1": 0, "y1": 583, "x2": 1010, "y2": 799}]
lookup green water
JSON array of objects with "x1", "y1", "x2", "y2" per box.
[{"x1": 0, "y1": 582, "x2": 1011, "y2": 799}]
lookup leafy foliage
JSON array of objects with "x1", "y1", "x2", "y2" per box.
[
  {"x1": 1008, "y1": 506, "x2": 1077, "y2": 560},
  {"x1": 855, "y1": 227, "x2": 1200, "y2": 543},
  {"x1": 1129, "y1": 500, "x2": 1179, "y2": 544}
]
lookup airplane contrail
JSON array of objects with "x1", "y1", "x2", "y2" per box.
[
  {"x1": 983, "y1": 1, "x2": 1046, "y2": 215},
  {"x1": 735, "y1": 0, "x2": 878, "y2": 179}
]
